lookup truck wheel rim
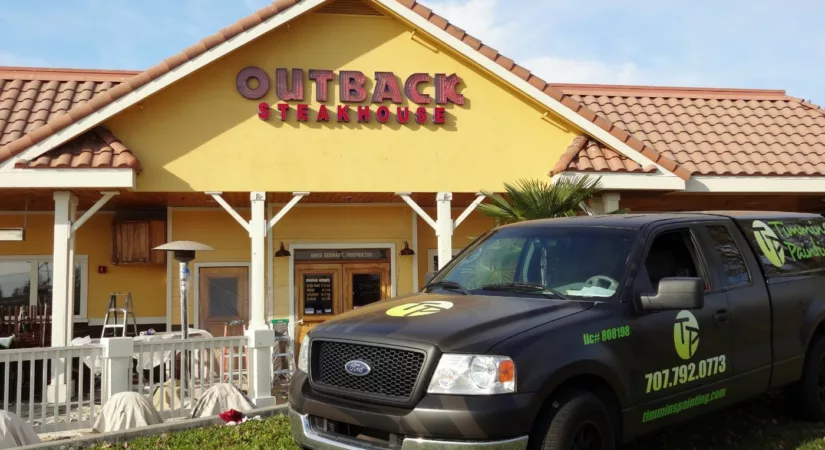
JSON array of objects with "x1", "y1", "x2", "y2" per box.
[{"x1": 571, "y1": 422, "x2": 602, "y2": 450}]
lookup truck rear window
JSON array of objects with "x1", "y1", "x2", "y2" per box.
[
  {"x1": 434, "y1": 226, "x2": 637, "y2": 299},
  {"x1": 736, "y1": 217, "x2": 825, "y2": 276}
]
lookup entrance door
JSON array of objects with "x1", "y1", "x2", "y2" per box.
[
  {"x1": 294, "y1": 256, "x2": 391, "y2": 351},
  {"x1": 198, "y1": 267, "x2": 249, "y2": 337},
  {"x1": 295, "y1": 264, "x2": 343, "y2": 348},
  {"x1": 344, "y1": 263, "x2": 390, "y2": 312}
]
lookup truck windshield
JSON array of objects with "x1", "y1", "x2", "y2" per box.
[{"x1": 432, "y1": 226, "x2": 638, "y2": 300}]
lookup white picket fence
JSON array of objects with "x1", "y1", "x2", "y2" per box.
[{"x1": 0, "y1": 330, "x2": 278, "y2": 433}]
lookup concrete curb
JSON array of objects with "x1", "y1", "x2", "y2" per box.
[{"x1": 18, "y1": 405, "x2": 288, "y2": 450}]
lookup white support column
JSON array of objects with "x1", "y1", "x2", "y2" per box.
[
  {"x1": 397, "y1": 192, "x2": 486, "y2": 271},
  {"x1": 66, "y1": 196, "x2": 78, "y2": 345},
  {"x1": 435, "y1": 192, "x2": 454, "y2": 270},
  {"x1": 101, "y1": 337, "x2": 134, "y2": 399},
  {"x1": 51, "y1": 192, "x2": 75, "y2": 349},
  {"x1": 249, "y1": 192, "x2": 267, "y2": 330},
  {"x1": 603, "y1": 193, "x2": 621, "y2": 213},
  {"x1": 49, "y1": 191, "x2": 75, "y2": 402},
  {"x1": 50, "y1": 191, "x2": 117, "y2": 402},
  {"x1": 207, "y1": 192, "x2": 308, "y2": 331},
  {"x1": 590, "y1": 193, "x2": 622, "y2": 215},
  {"x1": 246, "y1": 328, "x2": 276, "y2": 407}
]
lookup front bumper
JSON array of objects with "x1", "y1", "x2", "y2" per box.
[{"x1": 289, "y1": 407, "x2": 529, "y2": 450}]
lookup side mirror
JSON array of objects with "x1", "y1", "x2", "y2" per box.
[
  {"x1": 424, "y1": 271, "x2": 436, "y2": 284},
  {"x1": 639, "y1": 277, "x2": 704, "y2": 311}
]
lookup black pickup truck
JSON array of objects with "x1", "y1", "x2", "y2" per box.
[{"x1": 289, "y1": 211, "x2": 825, "y2": 450}]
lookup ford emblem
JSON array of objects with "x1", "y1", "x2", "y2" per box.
[{"x1": 344, "y1": 360, "x2": 371, "y2": 376}]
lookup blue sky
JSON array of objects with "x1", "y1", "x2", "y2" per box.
[{"x1": 2, "y1": 0, "x2": 824, "y2": 104}]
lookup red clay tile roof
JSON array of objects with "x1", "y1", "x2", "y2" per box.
[
  {"x1": 0, "y1": 0, "x2": 690, "y2": 181},
  {"x1": 14, "y1": 126, "x2": 140, "y2": 171},
  {"x1": 553, "y1": 84, "x2": 825, "y2": 177},
  {"x1": 0, "y1": 67, "x2": 137, "y2": 147},
  {"x1": 553, "y1": 135, "x2": 656, "y2": 175}
]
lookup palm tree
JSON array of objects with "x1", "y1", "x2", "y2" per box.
[{"x1": 478, "y1": 175, "x2": 628, "y2": 224}]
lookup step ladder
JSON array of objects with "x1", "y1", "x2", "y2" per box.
[{"x1": 101, "y1": 292, "x2": 138, "y2": 338}]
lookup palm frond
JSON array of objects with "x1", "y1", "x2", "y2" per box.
[{"x1": 479, "y1": 174, "x2": 605, "y2": 223}]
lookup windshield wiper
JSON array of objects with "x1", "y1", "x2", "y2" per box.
[
  {"x1": 480, "y1": 282, "x2": 569, "y2": 300},
  {"x1": 423, "y1": 280, "x2": 471, "y2": 295}
]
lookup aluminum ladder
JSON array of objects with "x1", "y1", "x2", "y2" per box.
[{"x1": 101, "y1": 292, "x2": 138, "y2": 338}]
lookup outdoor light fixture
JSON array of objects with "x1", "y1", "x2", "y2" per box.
[
  {"x1": 400, "y1": 241, "x2": 415, "y2": 256},
  {"x1": 275, "y1": 242, "x2": 291, "y2": 257},
  {"x1": 0, "y1": 228, "x2": 24, "y2": 242}
]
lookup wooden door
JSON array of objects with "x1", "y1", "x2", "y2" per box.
[
  {"x1": 344, "y1": 263, "x2": 391, "y2": 312},
  {"x1": 198, "y1": 267, "x2": 249, "y2": 337},
  {"x1": 295, "y1": 264, "x2": 343, "y2": 350}
]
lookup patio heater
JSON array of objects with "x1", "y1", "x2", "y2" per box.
[
  {"x1": 153, "y1": 241, "x2": 214, "y2": 339},
  {"x1": 153, "y1": 241, "x2": 213, "y2": 394}
]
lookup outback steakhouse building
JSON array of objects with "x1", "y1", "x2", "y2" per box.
[{"x1": 1, "y1": 0, "x2": 825, "y2": 354}]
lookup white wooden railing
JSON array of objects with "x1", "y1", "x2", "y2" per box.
[
  {"x1": 0, "y1": 344, "x2": 107, "y2": 433},
  {"x1": 131, "y1": 336, "x2": 248, "y2": 419},
  {"x1": 0, "y1": 328, "x2": 278, "y2": 433}
]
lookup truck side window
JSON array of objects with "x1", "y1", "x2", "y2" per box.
[
  {"x1": 643, "y1": 229, "x2": 709, "y2": 292},
  {"x1": 706, "y1": 225, "x2": 750, "y2": 286}
]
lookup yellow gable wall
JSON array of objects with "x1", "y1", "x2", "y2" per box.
[{"x1": 105, "y1": 11, "x2": 578, "y2": 193}]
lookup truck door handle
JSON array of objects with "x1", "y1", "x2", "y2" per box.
[{"x1": 713, "y1": 308, "x2": 729, "y2": 323}]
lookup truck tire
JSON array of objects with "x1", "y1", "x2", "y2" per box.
[
  {"x1": 787, "y1": 334, "x2": 825, "y2": 420},
  {"x1": 531, "y1": 389, "x2": 615, "y2": 450}
]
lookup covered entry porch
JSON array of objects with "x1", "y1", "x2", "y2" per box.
[{"x1": 0, "y1": 189, "x2": 496, "y2": 348}]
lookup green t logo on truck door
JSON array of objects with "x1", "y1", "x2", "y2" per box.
[
  {"x1": 752, "y1": 220, "x2": 785, "y2": 268},
  {"x1": 674, "y1": 310, "x2": 699, "y2": 360}
]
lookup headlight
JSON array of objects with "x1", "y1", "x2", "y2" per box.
[
  {"x1": 297, "y1": 338, "x2": 310, "y2": 373},
  {"x1": 427, "y1": 354, "x2": 515, "y2": 395}
]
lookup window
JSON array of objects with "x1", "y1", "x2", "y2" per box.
[
  {"x1": 738, "y1": 217, "x2": 825, "y2": 276},
  {"x1": 706, "y1": 226, "x2": 750, "y2": 286},
  {"x1": 639, "y1": 229, "x2": 708, "y2": 293},
  {"x1": 0, "y1": 257, "x2": 87, "y2": 317},
  {"x1": 434, "y1": 226, "x2": 637, "y2": 299}
]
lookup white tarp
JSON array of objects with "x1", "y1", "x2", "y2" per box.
[
  {"x1": 190, "y1": 383, "x2": 255, "y2": 419},
  {"x1": 92, "y1": 392, "x2": 163, "y2": 434},
  {"x1": 0, "y1": 411, "x2": 40, "y2": 448}
]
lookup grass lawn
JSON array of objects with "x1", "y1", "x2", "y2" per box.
[{"x1": 88, "y1": 393, "x2": 825, "y2": 450}]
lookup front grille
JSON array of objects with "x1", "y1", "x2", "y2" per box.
[{"x1": 312, "y1": 340, "x2": 426, "y2": 402}]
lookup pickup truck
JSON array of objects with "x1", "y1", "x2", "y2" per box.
[{"x1": 288, "y1": 211, "x2": 825, "y2": 450}]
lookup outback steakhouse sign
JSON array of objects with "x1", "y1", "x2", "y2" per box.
[{"x1": 236, "y1": 67, "x2": 465, "y2": 125}]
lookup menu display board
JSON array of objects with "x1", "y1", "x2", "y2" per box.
[{"x1": 303, "y1": 274, "x2": 333, "y2": 315}]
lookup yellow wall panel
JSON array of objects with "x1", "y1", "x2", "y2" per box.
[{"x1": 0, "y1": 213, "x2": 166, "y2": 321}]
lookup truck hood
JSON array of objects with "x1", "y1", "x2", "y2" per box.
[{"x1": 309, "y1": 292, "x2": 593, "y2": 353}]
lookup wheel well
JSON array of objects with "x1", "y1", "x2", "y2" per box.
[
  {"x1": 811, "y1": 320, "x2": 825, "y2": 347},
  {"x1": 540, "y1": 374, "x2": 623, "y2": 444}
]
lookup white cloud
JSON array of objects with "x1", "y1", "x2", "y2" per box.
[
  {"x1": 522, "y1": 56, "x2": 641, "y2": 85},
  {"x1": 424, "y1": 0, "x2": 516, "y2": 51},
  {"x1": 424, "y1": 0, "x2": 646, "y2": 85}
]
